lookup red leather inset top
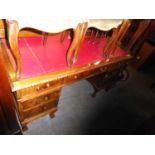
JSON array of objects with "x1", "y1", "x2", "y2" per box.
[{"x1": 2, "y1": 33, "x2": 127, "y2": 79}]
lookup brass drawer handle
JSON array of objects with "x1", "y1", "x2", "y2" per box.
[
  {"x1": 42, "y1": 106, "x2": 47, "y2": 111},
  {"x1": 36, "y1": 86, "x2": 40, "y2": 91},
  {"x1": 104, "y1": 66, "x2": 107, "y2": 70},
  {"x1": 100, "y1": 68, "x2": 104, "y2": 72},
  {"x1": 74, "y1": 75, "x2": 77, "y2": 79},
  {"x1": 46, "y1": 83, "x2": 50, "y2": 88},
  {"x1": 44, "y1": 96, "x2": 49, "y2": 101}
]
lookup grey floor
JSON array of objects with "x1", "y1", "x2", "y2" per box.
[{"x1": 24, "y1": 66, "x2": 155, "y2": 135}]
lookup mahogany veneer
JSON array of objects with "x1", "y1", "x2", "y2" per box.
[{"x1": 0, "y1": 19, "x2": 133, "y2": 131}]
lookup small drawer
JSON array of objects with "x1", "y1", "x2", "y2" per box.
[
  {"x1": 16, "y1": 79, "x2": 63, "y2": 99},
  {"x1": 20, "y1": 90, "x2": 60, "y2": 110},
  {"x1": 23, "y1": 100, "x2": 58, "y2": 119},
  {"x1": 64, "y1": 73, "x2": 82, "y2": 83},
  {"x1": 34, "y1": 80, "x2": 63, "y2": 93}
]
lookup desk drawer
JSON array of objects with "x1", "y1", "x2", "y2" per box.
[
  {"x1": 64, "y1": 72, "x2": 82, "y2": 83},
  {"x1": 19, "y1": 90, "x2": 60, "y2": 110},
  {"x1": 23, "y1": 99, "x2": 58, "y2": 119},
  {"x1": 16, "y1": 79, "x2": 63, "y2": 99}
]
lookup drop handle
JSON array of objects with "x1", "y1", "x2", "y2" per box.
[
  {"x1": 46, "y1": 83, "x2": 50, "y2": 88},
  {"x1": 36, "y1": 86, "x2": 40, "y2": 91},
  {"x1": 44, "y1": 96, "x2": 49, "y2": 101},
  {"x1": 42, "y1": 106, "x2": 47, "y2": 111}
]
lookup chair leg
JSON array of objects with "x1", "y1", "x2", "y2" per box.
[
  {"x1": 73, "y1": 22, "x2": 88, "y2": 64},
  {"x1": 88, "y1": 29, "x2": 94, "y2": 44},
  {"x1": 43, "y1": 32, "x2": 48, "y2": 46},
  {"x1": 92, "y1": 30, "x2": 99, "y2": 44},
  {"x1": 67, "y1": 22, "x2": 88, "y2": 66},
  {"x1": 7, "y1": 20, "x2": 21, "y2": 78},
  {"x1": 60, "y1": 31, "x2": 66, "y2": 42},
  {"x1": 103, "y1": 20, "x2": 131, "y2": 58}
]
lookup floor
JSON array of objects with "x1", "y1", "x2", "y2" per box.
[{"x1": 24, "y1": 65, "x2": 155, "y2": 135}]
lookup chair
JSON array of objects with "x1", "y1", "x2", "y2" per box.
[{"x1": 6, "y1": 19, "x2": 88, "y2": 79}]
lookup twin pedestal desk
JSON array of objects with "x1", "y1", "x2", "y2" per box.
[{"x1": 0, "y1": 19, "x2": 133, "y2": 131}]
